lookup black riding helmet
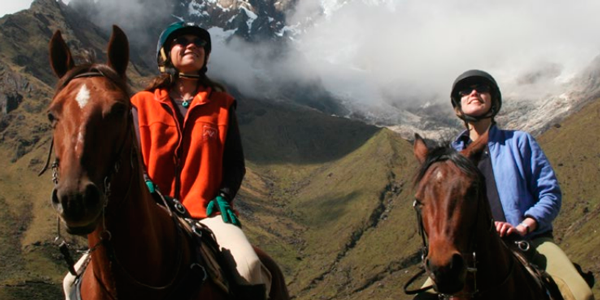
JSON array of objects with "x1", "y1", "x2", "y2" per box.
[
  {"x1": 450, "y1": 69, "x2": 502, "y2": 122},
  {"x1": 156, "y1": 21, "x2": 212, "y2": 76}
]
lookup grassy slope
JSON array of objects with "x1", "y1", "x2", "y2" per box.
[
  {"x1": 237, "y1": 97, "x2": 380, "y2": 164},
  {"x1": 0, "y1": 140, "x2": 71, "y2": 299},
  {"x1": 0, "y1": 8, "x2": 73, "y2": 298},
  {"x1": 283, "y1": 129, "x2": 422, "y2": 300},
  {"x1": 241, "y1": 95, "x2": 600, "y2": 300},
  {"x1": 2, "y1": 84, "x2": 599, "y2": 300},
  {"x1": 536, "y1": 97, "x2": 600, "y2": 298},
  {"x1": 233, "y1": 123, "x2": 424, "y2": 300}
]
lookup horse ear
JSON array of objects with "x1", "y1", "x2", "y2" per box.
[
  {"x1": 49, "y1": 30, "x2": 75, "y2": 78},
  {"x1": 413, "y1": 133, "x2": 429, "y2": 164},
  {"x1": 107, "y1": 25, "x2": 129, "y2": 78},
  {"x1": 460, "y1": 129, "x2": 489, "y2": 160}
]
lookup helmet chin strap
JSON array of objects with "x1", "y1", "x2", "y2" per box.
[
  {"x1": 178, "y1": 66, "x2": 207, "y2": 79},
  {"x1": 178, "y1": 73, "x2": 201, "y2": 79},
  {"x1": 458, "y1": 105, "x2": 497, "y2": 124}
]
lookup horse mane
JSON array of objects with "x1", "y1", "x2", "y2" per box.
[
  {"x1": 413, "y1": 142, "x2": 482, "y2": 188},
  {"x1": 55, "y1": 63, "x2": 131, "y2": 97}
]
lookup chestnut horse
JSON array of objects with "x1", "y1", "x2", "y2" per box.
[
  {"x1": 408, "y1": 133, "x2": 552, "y2": 300},
  {"x1": 44, "y1": 25, "x2": 289, "y2": 300}
]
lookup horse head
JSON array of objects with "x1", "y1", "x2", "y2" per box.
[
  {"x1": 47, "y1": 26, "x2": 130, "y2": 235},
  {"x1": 412, "y1": 131, "x2": 488, "y2": 295}
]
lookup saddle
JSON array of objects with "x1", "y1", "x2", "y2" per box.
[
  {"x1": 154, "y1": 191, "x2": 267, "y2": 300},
  {"x1": 503, "y1": 234, "x2": 563, "y2": 300}
]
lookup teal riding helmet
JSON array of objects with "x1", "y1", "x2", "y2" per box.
[{"x1": 156, "y1": 21, "x2": 212, "y2": 74}]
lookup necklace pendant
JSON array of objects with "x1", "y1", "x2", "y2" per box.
[{"x1": 182, "y1": 100, "x2": 190, "y2": 108}]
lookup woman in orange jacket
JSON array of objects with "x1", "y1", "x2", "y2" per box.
[{"x1": 131, "y1": 21, "x2": 271, "y2": 299}]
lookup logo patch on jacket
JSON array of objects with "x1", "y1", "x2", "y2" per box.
[{"x1": 203, "y1": 125, "x2": 218, "y2": 140}]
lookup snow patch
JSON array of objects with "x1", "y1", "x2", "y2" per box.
[{"x1": 240, "y1": 6, "x2": 258, "y2": 33}]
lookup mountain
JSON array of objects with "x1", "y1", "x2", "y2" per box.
[
  {"x1": 535, "y1": 97, "x2": 600, "y2": 277},
  {"x1": 499, "y1": 56, "x2": 600, "y2": 137},
  {"x1": 34, "y1": 0, "x2": 600, "y2": 141},
  {"x1": 1, "y1": 0, "x2": 600, "y2": 299}
]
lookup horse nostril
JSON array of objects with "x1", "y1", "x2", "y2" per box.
[
  {"x1": 84, "y1": 183, "x2": 102, "y2": 208},
  {"x1": 51, "y1": 188, "x2": 63, "y2": 212},
  {"x1": 451, "y1": 253, "x2": 465, "y2": 273},
  {"x1": 50, "y1": 183, "x2": 103, "y2": 219}
]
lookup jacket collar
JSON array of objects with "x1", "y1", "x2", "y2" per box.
[
  {"x1": 153, "y1": 86, "x2": 213, "y2": 107},
  {"x1": 453, "y1": 124, "x2": 498, "y2": 151}
]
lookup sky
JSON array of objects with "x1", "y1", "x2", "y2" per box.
[
  {"x1": 0, "y1": 0, "x2": 31, "y2": 17},
  {"x1": 282, "y1": 0, "x2": 600, "y2": 109},
  {"x1": 0, "y1": 0, "x2": 70, "y2": 17},
  {"x1": 3, "y1": 0, "x2": 600, "y2": 124},
  {"x1": 207, "y1": 0, "x2": 600, "y2": 118}
]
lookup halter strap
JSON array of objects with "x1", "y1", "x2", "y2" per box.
[
  {"x1": 38, "y1": 70, "x2": 111, "y2": 178},
  {"x1": 407, "y1": 151, "x2": 496, "y2": 298},
  {"x1": 73, "y1": 71, "x2": 105, "y2": 79}
]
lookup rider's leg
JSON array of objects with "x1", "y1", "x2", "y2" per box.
[
  {"x1": 200, "y1": 216, "x2": 272, "y2": 299},
  {"x1": 62, "y1": 252, "x2": 89, "y2": 300},
  {"x1": 532, "y1": 236, "x2": 594, "y2": 300}
]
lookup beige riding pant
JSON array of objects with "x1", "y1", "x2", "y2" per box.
[
  {"x1": 532, "y1": 237, "x2": 594, "y2": 300},
  {"x1": 200, "y1": 216, "x2": 272, "y2": 297}
]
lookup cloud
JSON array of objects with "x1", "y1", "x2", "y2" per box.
[
  {"x1": 282, "y1": 0, "x2": 600, "y2": 109},
  {"x1": 66, "y1": 0, "x2": 600, "y2": 124},
  {"x1": 69, "y1": 0, "x2": 172, "y2": 46}
]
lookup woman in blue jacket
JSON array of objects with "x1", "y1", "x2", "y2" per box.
[{"x1": 449, "y1": 69, "x2": 593, "y2": 300}]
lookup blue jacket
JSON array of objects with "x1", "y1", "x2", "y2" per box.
[{"x1": 452, "y1": 125, "x2": 561, "y2": 236}]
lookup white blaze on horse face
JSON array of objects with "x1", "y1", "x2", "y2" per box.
[
  {"x1": 75, "y1": 84, "x2": 91, "y2": 109},
  {"x1": 73, "y1": 84, "x2": 90, "y2": 155},
  {"x1": 435, "y1": 170, "x2": 445, "y2": 182},
  {"x1": 75, "y1": 130, "x2": 85, "y2": 155}
]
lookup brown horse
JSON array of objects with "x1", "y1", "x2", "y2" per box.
[
  {"x1": 409, "y1": 133, "x2": 550, "y2": 300},
  {"x1": 45, "y1": 25, "x2": 289, "y2": 300}
]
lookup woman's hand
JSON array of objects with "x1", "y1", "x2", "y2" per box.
[
  {"x1": 495, "y1": 218, "x2": 536, "y2": 237},
  {"x1": 494, "y1": 221, "x2": 529, "y2": 237},
  {"x1": 495, "y1": 221, "x2": 521, "y2": 237}
]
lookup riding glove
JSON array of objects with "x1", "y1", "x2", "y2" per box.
[{"x1": 206, "y1": 195, "x2": 241, "y2": 227}]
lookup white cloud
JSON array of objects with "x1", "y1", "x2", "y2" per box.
[
  {"x1": 0, "y1": 0, "x2": 71, "y2": 18},
  {"x1": 29, "y1": 0, "x2": 600, "y2": 122},
  {"x1": 283, "y1": 0, "x2": 600, "y2": 107}
]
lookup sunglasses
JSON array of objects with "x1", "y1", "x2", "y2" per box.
[
  {"x1": 458, "y1": 84, "x2": 491, "y2": 96},
  {"x1": 172, "y1": 37, "x2": 207, "y2": 48}
]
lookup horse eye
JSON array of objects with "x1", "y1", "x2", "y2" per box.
[
  {"x1": 47, "y1": 112, "x2": 57, "y2": 124},
  {"x1": 413, "y1": 199, "x2": 423, "y2": 208},
  {"x1": 107, "y1": 103, "x2": 128, "y2": 119}
]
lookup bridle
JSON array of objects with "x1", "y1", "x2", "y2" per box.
[
  {"x1": 39, "y1": 69, "x2": 133, "y2": 192},
  {"x1": 39, "y1": 70, "x2": 207, "y2": 299},
  {"x1": 39, "y1": 70, "x2": 134, "y2": 239},
  {"x1": 404, "y1": 152, "x2": 514, "y2": 299},
  {"x1": 39, "y1": 69, "x2": 135, "y2": 281}
]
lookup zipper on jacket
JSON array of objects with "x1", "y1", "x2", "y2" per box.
[
  {"x1": 159, "y1": 89, "x2": 213, "y2": 200},
  {"x1": 160, "y1": 101, "x2": 184, "y2": 200}
]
